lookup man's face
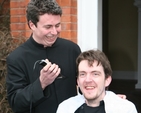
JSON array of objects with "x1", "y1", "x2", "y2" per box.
[
  {"x1": 29, "y1": 13, "x2": 61, "y2": 47},
  {"x1": 77, "y1": 60, "x2": 111, "y2": 104}
]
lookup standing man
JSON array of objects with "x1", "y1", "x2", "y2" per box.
[
  {"x1": 6, "y1": 0, "x2": 81, "y2": 113},
  {"x1": 57, "y1": 49, "x2": 137, "y2": 113}
]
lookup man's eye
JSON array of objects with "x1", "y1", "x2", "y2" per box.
[
  {"x1": 93, "y1": 73, "x2": 99, "y2": 76},
  {"x1": 45, "y1": 26, "x2": 51, "y2": 29},
  {"x1": 55, "y1": 24, "x2": 60, "y2": 28},
  {"x1": 79, "y1": 73, "x2": 85, "y2": 77}
]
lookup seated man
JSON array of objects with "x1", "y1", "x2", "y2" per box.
[{"x1": 56, "y1": 49, "x2": 137, "y2": 113}]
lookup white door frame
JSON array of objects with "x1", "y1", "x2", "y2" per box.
[{"x1": 77, "y1": 0, "x2": 103, "y2": 52}]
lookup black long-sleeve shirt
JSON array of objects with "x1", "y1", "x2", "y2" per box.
[{"x1": 6, "y1": 36, "x2": 81, "y2": 113}]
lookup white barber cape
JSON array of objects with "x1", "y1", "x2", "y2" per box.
[{"x1": 56, "y1": 91, "x2": 138, "y2": 113}]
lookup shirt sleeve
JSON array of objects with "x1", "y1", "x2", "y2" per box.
[{"x1": 6, "y1": 58, "x2": 45, "y2": 113}]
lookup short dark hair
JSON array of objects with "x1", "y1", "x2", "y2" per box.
[
  {"x1": 26, "y1": 0, "x2": 62, "y2": 28},
  {"x1": 76, "y1": 49, "x2": 112, "y2": 79}
]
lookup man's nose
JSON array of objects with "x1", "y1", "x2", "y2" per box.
[
  {"x1": 51, "y1": 27, "x2": 57, "y2": 35},
  {"x1": 85, "y1": 74, "x2": 93, "y2": 82}
]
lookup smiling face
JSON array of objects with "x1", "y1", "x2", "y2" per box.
[
  {"x1": 77, "y1": 60, "x2": 111, "y2": 106},
  {"x1": 29, "y1": 13, "x2": 61, "y2": 47}
]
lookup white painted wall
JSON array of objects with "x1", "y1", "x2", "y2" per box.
[{"x1": 77, "y1": 0, "x2": 102, "y2": 52}]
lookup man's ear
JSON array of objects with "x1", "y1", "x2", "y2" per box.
[
  {"x1": 29, "y1": 20, "x2": 35, "y2": 30},
  {"x1": 105, "y1": 75, "x2": 112, "y2": 87}
]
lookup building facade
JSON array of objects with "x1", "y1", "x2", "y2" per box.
[{"x1": 1, "y1": 0, "x2": 141, "y2": 89}]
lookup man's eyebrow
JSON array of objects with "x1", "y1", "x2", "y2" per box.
[
  {"x1": 55, "y1": 22, "x2": 61, "y2": 25},
  {"x1": 43, "y1": 22, "x2": 61, "y2": 27},
  {"x1": 92, "y1": 70, "x2": 100, "y2": 72},
  {"x1": 44, "y1": 24, "x2": 53, "y2": 26},
  {"x1": 79, "y1": 71, "x2": 86, "y2": 73}
]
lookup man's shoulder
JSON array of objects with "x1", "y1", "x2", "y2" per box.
[
  {"x1": 105, "y1": 91, "x2": 134, "y2": 105},
  {"x1": 7, "y1": 44, "x2": 24, "y2": 59},
  {"x1": 6, "y1": 39, "x2": 31, "y2": 61},
  {"x1": 60, "y1": 94, "x2": 84, "y2": 105},
  {"x1": 104, "y1": 91, "x2": 137, "y2": 113},
  {"x1": 57, "y1": 94, "x2": 85, "y2": 113},
  {"x1": 58, "y1": 37, "x2": 79, "y2": 47},
  {"x1": 57, "y1": 38, "x2": 81, "y2": 53}
]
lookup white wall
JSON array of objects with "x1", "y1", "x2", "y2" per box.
[{"x1": 77, "y1": 0, "x2": 102, "y2": 52}]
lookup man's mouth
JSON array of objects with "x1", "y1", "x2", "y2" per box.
[
  {"x1": 46, "y1": 35, "x2": 55, "y2": 38},
  {"x1": 85, "y1": 86, "x2": 95, "y2": 90},
  {"x1": 46, "y1": 35, "x2": 56, "y2": 41}
]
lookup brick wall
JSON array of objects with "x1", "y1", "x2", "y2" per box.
[
  {"x1": 58, "y1": 0, "x2": 77, "y2": 42},
  {"x1": 9, "y1": 0, "x2": 77, "y2": 43}
]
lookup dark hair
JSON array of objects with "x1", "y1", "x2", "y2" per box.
[
  {"x1": 26, "y1": 0, "x2": 62, "y2": 28},
  {"x1": 76, "y1": 49, "x2": 112, "y2": 79}
]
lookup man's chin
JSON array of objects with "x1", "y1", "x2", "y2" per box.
[
  {"x1": 84, "y1": 93, "x2": 95, "y2": 100},
  {"x1": 45, "y1": 39, "x2": 57, "y2": 47}
]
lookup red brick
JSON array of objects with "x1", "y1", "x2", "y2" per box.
[
  {"x1": 71, "y1": 38, "x2": 77, "y2": 43},
  {"x1": 71, "y1": 8, "x2": 77, "y2": 15},
  {"x1": 71, "y1": 31, "x2": 77, "y2": 38},
  {"x1": 71, "y1": 23, "x2": 77, "y2": 30},
  {"x1": 61, "y1": 15, "x2": 71, "y2": 22},
  {"x1": 10, "y1": 23, "x2": 25, "y2": 30},
  {"x1": 10, "y1": 8, "x2": 26, "y2": 15},
  {"x1": 11, "y1": 31, "x2": 25, "y2": 38},
  {"x1": 71, "y1": 0, "x2": 77, "y2": 7},
  {"x1": 10, "y1": 1, "x2": 25, "y2": 8},
  {"x1": 71, "y1": 15, "x2": 77, "y2": 23},
  {"x1": 56, "y1": 0, "x2": 61, "y2": 4},
  {"x1": 61, "y1": 22, "x2": 71, "y2": 30},
  {"x1": 60, "y1": 30, "x2": 71, "y2": 38},
  {"x1": 10, "y1": 16, "x2": 26, "y2": 23},
  {"x1": 60, "y1": 0, "x2": 71, "y2": 7},
  {"x1": 62, "y1": 8, "x2": 71, "y2": 14},
  {"x1": 25, "y1": 31, "x2": 32, "y2": 38},
  {"x1": 25, "y1": 24, "x2": 30, "y2": 30}
]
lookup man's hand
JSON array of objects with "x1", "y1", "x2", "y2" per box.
[{"x1": 39, "y1": 59, "x2": 61, "y2": 90}]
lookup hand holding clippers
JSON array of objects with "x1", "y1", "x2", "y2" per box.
[
  {"x1": 39, "y1": 59, "x2": 65, "y2": 79},
  {"x1": 39, "y1": 60, "x2": 48, "y2": 67}
]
